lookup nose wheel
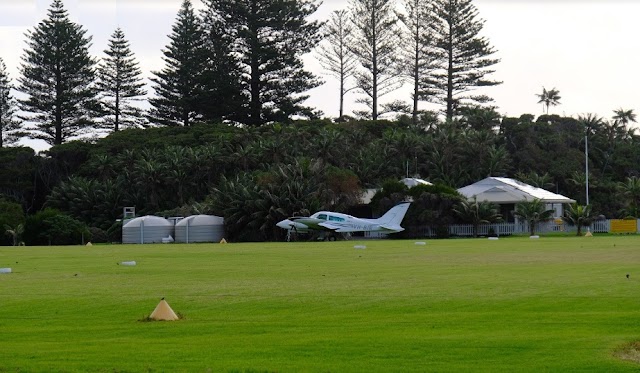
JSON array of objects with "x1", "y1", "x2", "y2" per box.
[{"x1": 286, "y1": 225, "x2": 299, "y2": 242}]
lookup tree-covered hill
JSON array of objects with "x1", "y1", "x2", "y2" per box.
[{"x1": 2, "y1": 110, "x2": 640, "y2": 242}]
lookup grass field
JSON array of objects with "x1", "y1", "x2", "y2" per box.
[{"x1": 1, "y1": 236, "x2": 639, "y2": 372}]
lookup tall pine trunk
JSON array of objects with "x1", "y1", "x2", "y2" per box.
[
  {"x1": 249, "y1": 19, "x2": 261, "y2": 126},
  {"x1": 412, "y1": 31, "x2": 419, "y2": 126},
  {"x1": 446, "y1": 24, "x2": 454, "y2": 120},
  {"x1": 371, "y1": 8, "x2": 378, "y2": 120}
]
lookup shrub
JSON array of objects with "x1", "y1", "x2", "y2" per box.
[
  {"x1": 24, "y1": 209, "x2": 90, "y2": 245},
  {"x1": 407, "y1": 183, "x2": 460, "y2": 199},
  {"x1": 88, "y1": 227, "x2": 109, "y2": 244},
  {"x1": 107, "y1": 221, "x2": 123, "y2": 243},
  {"x1": 42, "y1": 215, "x2": 91, "y2": 245},
  {"x1": 0, "y1": 199, "x2": 25, "y2": 246},
  {"x1": 24, "y1": 209, "x2": 60, "y2": 246}
]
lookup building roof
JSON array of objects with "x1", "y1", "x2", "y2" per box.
[{"x1": 457, "y1": 177, "x2": 576, "y2": 204}]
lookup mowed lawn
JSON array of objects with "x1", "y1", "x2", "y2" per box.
[{"x1": 1, "y1": 236, "x2": 639, "y2": 372}]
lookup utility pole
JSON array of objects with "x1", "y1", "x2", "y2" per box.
[{"x1": 585, "y1": 134, "x2": 589, "y2": 205}]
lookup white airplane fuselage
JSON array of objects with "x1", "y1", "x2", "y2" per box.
[{"x1": 276, "y1": 202, "x2": 410, "y2": 234}]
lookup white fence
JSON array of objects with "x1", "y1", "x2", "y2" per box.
[
  {"x1": 364, "y1": 219, "x2": 629, "y2": 239},
  {"x1": 409, "y1": 219, "x2": 618, "y2": 238}
]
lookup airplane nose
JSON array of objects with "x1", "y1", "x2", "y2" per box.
[{"x1": 277, "y1": 219, "x2": 292, "y2": 229}]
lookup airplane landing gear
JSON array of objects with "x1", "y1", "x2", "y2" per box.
[{"x1": 286, "y1": 226, "x2": 299, "y2": 242}]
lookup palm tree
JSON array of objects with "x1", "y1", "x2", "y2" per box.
[
  {"x1": 515, "y1": 171, "x2": 554, "y2": 190},
  {"x1": 612, "y1": 108, "x2": 636, "y2": 126},
  {"x1": 536, "y1": 87, "x2": 561, "y2": 114},
  {"x1": 87, "y1": 154, "x2": 117, "y2": 181},
  {"x1": 562, "y1": 203, "x2": 593, "y2": 236},
  {"x1": 459, "y1": 106, "x2": 502, "y2": 132},
  {"x1": 134, "y1": 158, "x2": 165, "y2": 211},
  {"x1": 513, "y1": 199, "x2": 555, "y2": 236},
  {"x1": 618, "y1": 176, "x2": 640, "y2": 218},
  {"x1": 453, "y1": 198, "x2": 501, "y2": 238},
  {"x1": 4, "y1": 223, "x2": 24, "y2": 246},
  {"x1": 229, "y1": 143, "x2": 258, "y2": 171},
  {"x1": 578, "y1": 113, "x2": 605, "y2": 136},
  {"x1": 485, "y1": 144, "x2": 511, "y2": 178}
]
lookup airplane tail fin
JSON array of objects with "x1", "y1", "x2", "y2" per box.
[{"x1": 373, "y1": 202, "x2": 411, "y2": 232}]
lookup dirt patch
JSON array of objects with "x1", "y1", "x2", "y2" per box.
[{"x1": 614, "y1": 341, "x2": 640, "y2": 364}]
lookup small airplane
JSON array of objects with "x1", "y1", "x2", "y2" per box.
[{"x1": 276, "y1": 202, "x2": 411, "y2": 241}]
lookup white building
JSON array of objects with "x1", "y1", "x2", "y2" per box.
[{"x1": 457, "y1": 177, "x2": 576, "y2": 222}]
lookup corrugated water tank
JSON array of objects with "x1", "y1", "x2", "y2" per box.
[
  {"x1": 122, "y1": 216, "x2": 174, "y2": 244},
  {"x1": 174, "y1": 215, "x2": 224, "y2": 243}
]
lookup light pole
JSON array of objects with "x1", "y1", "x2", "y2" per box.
[{"x1": 585, "y1": 134, "x2": 589, "y2": 206}]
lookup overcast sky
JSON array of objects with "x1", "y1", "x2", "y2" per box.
[{"x1": 2, "y1": 0, "x2": 640, "y2": 151}]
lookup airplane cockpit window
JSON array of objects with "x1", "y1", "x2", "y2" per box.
[
  {"x1": 317, "y1": 214, "x2": 328, "y2": 220},
  {"x1": 328, "y1": 215, "x2": 345, "y2": 222}
]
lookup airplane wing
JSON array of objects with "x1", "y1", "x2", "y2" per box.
[
  {"x1": 334, "y1": 227, "x2": 364, "y2": 233},
  {"x1": 318, "y1": 222, "x2": 362, "y2": 233}
]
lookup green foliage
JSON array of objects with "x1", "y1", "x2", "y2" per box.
[
  {"x1": 406, "y1": 184, "x2": 462, "y2": 238},
  {"x1": 316, "y1": 10, "x2": 357, "y2": 119},
  {"x1": 453, "y1": 197, "x2": 502, "y2": 237},
  {"x1": 24, "y1": 208, "x2": 90, "y2": 245},
  {"x1": 398, "y1": 0, "x2": 440, "y2": 124},
  {"x1": 0, "y1": 146, "x2": 37, "y2": 210},
  {"x1": 431, "y1": 0, "x2": 501, "y2": 119},
  {"x1": 41, "y1": 214, "x2": 90, "y2": 245},
  {"x1": 156, "y1": 203, "x2": 207, "y2": 219},
  {"x1": 8, "y1": 0, "x2": 640, "y2": 240},
  {"x1": 350, "y1": 0, "x2": 403, "y2": 120},
  {"x1": 612, "y1": 108, "x2": 637, "y2": 126},
  {"x1": 370, "y1": 179, "x2": 409, "y2": 214},
  {"x1": 207, "y1": 160, "x2": 362, "y2": 241},
  {"x1": 199, "y1": 0, "x2": 248, "y2": 123},
  {"x1": 149, "y1": 0, "x2": 207, "y2": 127},
  {"x1": 44, "y1": 141, "x2": 94, "y2": 178},
  {"x1": 10, "y1": 111, "x2": 640, "y2": 235},
  {"x1": 0, "y1": 200, "x2": 25, "y2": 224},
  {"x1": 0, "y1": 199, "x2": 25, "y2": 246},
  {"x1": 24, "y1": 208, "x2": 59, "y2": 245},
  {"x1": 203, "y1": 0, "x2": 322, "y2": 125},
  {"x1": 513, "y1": 198, "x2": 555, "y2": 236},
  {"x1": 149, "y1": 0, "x2": 208, "y2": 127},
  {"x1": 93, "y1": 123, "x2": 237, "y2": 152},
  {"x1": 4, "y1": 223, "x2": 24, "y2": 246},
  {"x1": 18, "y1": 0, "x2": 100, "y2": 145},
  {"x1": 324, "y1": 166, "x2": 363, "y2": 211},
  {"x1": 514, "y1": 171, "x2": 554, "y2": 189},
  {"x1": 97, "y1": 28, "x2": 147, "y2": 131},
  {"x1": 618, "y1": 176, "x2": 640, "y2": 218},
  {"x1": 406, "y1": 183, "x2": 459, "y2": 199},
  {"x1": 87, "y1": 227, "x2": 108, "y2": 244},
  {"x1": 47, "y1": 176, "x2": 123, "y2": 230},
  {"x1": 380, "y1": 179, "x2": 409, "y2": 196},
  {"x1": 106, "y1": 220, "x2": 123, "y2": 243},
  {"x1": 536, "y1": 87, "x2": 561, "y2": 114},
  {"x1": 0, "y1": 57, "x2": 22, "y2": 147},
  {"x1": 563, "y1": 203, "x2": 594, "y2": 236}
]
